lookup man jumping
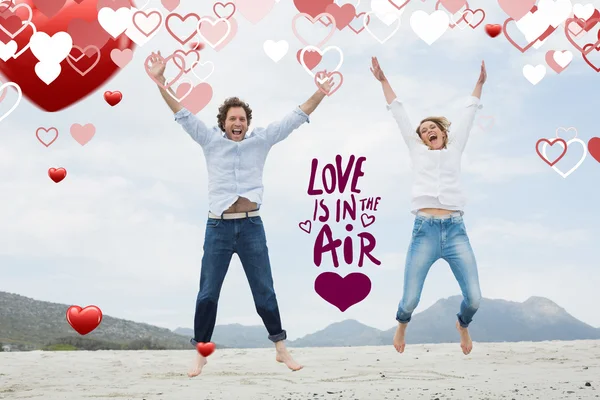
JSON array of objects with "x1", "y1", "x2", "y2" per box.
[{"x1": 148, "y1": 51, "x2": 332, "y2": 376}]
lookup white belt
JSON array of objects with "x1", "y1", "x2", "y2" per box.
[{"x1": 208, "y1": 210, "x2": 260, "y2": 220}]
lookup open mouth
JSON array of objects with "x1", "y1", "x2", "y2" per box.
[
  {"x1": 428, "y1": 133, "x2": 438, "y2": 144},
  {"x1": 232, "y1": 129, "x2": 242, "y2": 137}
]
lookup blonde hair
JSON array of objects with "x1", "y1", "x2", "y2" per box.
[{"x1": 416, "y1": 116, "x2": 451, "y2": 149}]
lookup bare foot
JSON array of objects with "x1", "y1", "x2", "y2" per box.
[
  {"x1": 187, "y1": 352, "x2": 207, "y2": 377},
  {"x1": 275, "y1": 342, "x2": 303, "y2": 371},
  {"x1": 393, "y1": 322, "x2": 408, "y2": 353},
  {"x1": 456, "y1": 320, "x2": 473, "y2": 355}
]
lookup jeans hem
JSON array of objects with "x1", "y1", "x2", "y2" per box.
[
  {"x1": 395, "y1": 315, "x2": 411, "y2": 324},
  {"x1": 268, "y1": 330, "x2": 287, "y2": 342},
  {"x1": 457, "y1": 314, "x2": 469, "y2": 328}
]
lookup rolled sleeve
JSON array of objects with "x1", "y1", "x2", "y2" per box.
[
  {"x1": 294, "y1": 106, "x2": 310, "y2": 123},
  {"x1": 466, "y1": 96, "x2": 483, "y2": 109},
  {"x1": 259, "y1": 107, "x2": 310, "y2": 146}
]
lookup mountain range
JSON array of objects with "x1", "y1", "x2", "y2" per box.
[
  {"x1": 1, "y1": 291, "x2": 599, "y2": 351},
  {"x1": 175, "y1": 296, "x2": 600, "y2": 347}
]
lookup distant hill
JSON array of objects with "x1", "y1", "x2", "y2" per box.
[
  {"x1": 3, "y1": 291, "x2": 599, "y2": 351},
  {"x1": 175, "y1": 296, "x2": 600, "y2": 348},
  {"x1": 0, "y1": 291, "x2": 191, "y2": 351}
]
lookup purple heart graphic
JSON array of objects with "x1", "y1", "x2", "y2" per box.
[
  {"x1": 314, "y1": 272, "x2": 371, "y2": 312},
  {"x1": 361, "y1": 213, "x2": 375, "y2": 228},
  {"x1": 299, "y1": 220, "x2": 311, "y2": 233}
]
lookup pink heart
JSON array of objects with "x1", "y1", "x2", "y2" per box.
[
  {"x1": 233, "y1": 0, "x2": 274, "y2": 24},
  {"x1": 497, "y1": 0, "x2": 535, "y2": 21},
  {"x1": 292, "y1": 12, "x2": 336, "y2": 48},
  {"x1": 325, "y1": 3, "x2": 355, "y2": 30},
  {"x1": 70, "y1": 123, "x2": 96, "y2": 146},
  {"x1": 179, "y1": 82, "x2": 213, "y2": 115},
  {"x1": 160, "y1": 0, "x2": 179, "y2": 12},
  {"x1": 172, "y1": 49, "x2": 200, "y2": 73},
  {"x1": 314, "y1": 70, "x2": 344, "y2": 96},
  {"x1": 110, "y1": 48, "x2": 133, "y2": 68},
  {"x1": 36, "y1": 127, "x2": 59, "y2": 147},
  {"x1": 439, "y1": 0, "x2": 466, "y2": 14},
  {"x1": 198, "y1": 16, "x2": 232, "y2": 48}
]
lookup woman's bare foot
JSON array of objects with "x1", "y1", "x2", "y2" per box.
[
  {"x1": 275, "y1": 341, "x2": 303, "y2": 371},
  {"x1": 455, "y1": 320, "x2": 473, "y2": 355},
  {"x1": 393, "y1": 322, "x2": 408, "y2": 353},
  {"x1": 187, "y1": 352, "x2": 207, "y2": 377}
]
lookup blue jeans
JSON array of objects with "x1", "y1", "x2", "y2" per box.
[
  {"x1": 191, "y1": 216, "x2": 287, "y2": 345},
  {"x1": 396, "y1": 211, "x2": 482, "y2": 328}
]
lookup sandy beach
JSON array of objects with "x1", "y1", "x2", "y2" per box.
[{"x1": 1, "y1": 340, "x2": 598, "y2": 400}]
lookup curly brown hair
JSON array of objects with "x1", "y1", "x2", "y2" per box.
[{"x1": 216, "y1": 97, "x2": 253, "y2": 132}]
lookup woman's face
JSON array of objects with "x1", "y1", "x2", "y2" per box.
[{"x1": 418, "y1": 121, "x2": 446, "y2": 150}]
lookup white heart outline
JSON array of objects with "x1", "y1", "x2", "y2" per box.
[
  {"x1": 541, "y1": 138, "x2": 588, "y2": 178},
  {"x1": 299, "y1": 45, "x2": 344, "y2": 78},
  {"x1": 0, "y1": 82, "x2": 23, "y2": 124},
  {"x1": 0, "y1": 2, "x2": 34, "y2": 39},
  {"x1": 363, "y1": 11, "x2": 401, "y2": 43},
  {"x1": 196, "y1": 17, "x2": 231, "y2": 49},
  {"x1": 191, "y1": 60, "x2": 215, "y2": 83},
  {"x1": 165, "y1": 77, "x2": 194, "y2": 102},
  {"x1": 8, "y1": 21, "x2": 38, "y2": 59}
]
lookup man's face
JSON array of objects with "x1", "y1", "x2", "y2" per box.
[{"x1": 224, "y1": 107, "x2": 248, "y2": 142}]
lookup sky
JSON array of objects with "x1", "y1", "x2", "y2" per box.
[{"x1": 1, "y1": 0, "x2": 599, "y2": 341}]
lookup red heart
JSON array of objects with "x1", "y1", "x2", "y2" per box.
[
  {"x1": 66, "y1": 305, "x2": 103, "y2": 335},
  {"x1": 48, "y1": 167, "x2": 67, "y2": 183},
  {"x1": 296, "y1": 49, "x2": 322, "y2": 70},
  {"x1": 588, "y1": 137, "x2": 600, "y2": 163},
  {"x1": 582, "y1": 43, "x2": 600, "y2": 72},
  {"x1": 485, "y1": 24, "x2": 502, "y2": 38},
  {"x1": 535, "y1": 138, "x2": 567, "y2": 167},
  {"x1": 104, "y1": 90, "x2": 122, "y2": 106},
  {"x1": 324, "y1": 3, "x2": 355, "y2": 30},
  {"x1": 0, "y1": 0, "x2": 135, "y2": 112},
  {"x1": 292, "y1": 0, "x2": 334, "y2": 18},
  {"x1": 196, "y1": 342, "x2": 215, "y2": 357}
]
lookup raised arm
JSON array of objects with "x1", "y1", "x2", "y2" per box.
[
  {"x1": 371, "y1": 56, "x2": 418, "y2": 149},
  {"x1": 148, "y1": 51, "x2": 213, "y2": 147},
  {"x1": 299, "y1": 74, "x2": 331, "y2": 115},
  {"x1": 259, "y1": 78, "x2": 333, "y2": 146},
  {"x1": 451, "y1": 60, "x2": 486, "y2": 152}
]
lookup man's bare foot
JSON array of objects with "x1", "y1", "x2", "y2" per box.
[
  {"x1": 393, "y1": 322, "x2": 408, "y2": 353},
  {"x1": 187, "y1": 352, "x2": 207, "y2": 377},
  {"x1": 456, "y1": 320, "x2": 473, "y2": 355},
  {"x1": 275, "y1": 341, "x2": 303, "y2": 371}
]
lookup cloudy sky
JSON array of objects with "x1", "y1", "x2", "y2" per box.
[{"x1": 1, "y1": 0, "x2": 599, "y2": 341}]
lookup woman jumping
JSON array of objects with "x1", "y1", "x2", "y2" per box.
[{"x1": 370, "y1": 57, "x2": 487, "y2": 355}]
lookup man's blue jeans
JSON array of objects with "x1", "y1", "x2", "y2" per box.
[
  {"x1": 396, "y1": 212, "x2": 482, "y2": 328},
  {"x1": 191, "y1": 216, "x2": 287, "y2": 345}
]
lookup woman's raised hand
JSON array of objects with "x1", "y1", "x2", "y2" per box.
[{"x1": 370, "y1": 57, "x2": 387, "y2": 82}]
